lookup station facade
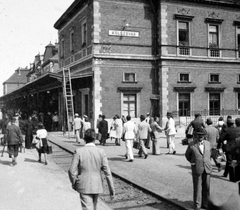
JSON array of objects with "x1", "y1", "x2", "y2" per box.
[{"x1": 1, "y1": 0, "x2": 240, "y2": 128}]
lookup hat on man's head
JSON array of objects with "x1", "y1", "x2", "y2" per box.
[
  {"x1": 75, "y1": 113, "x2": 79, "y2": 117},
  {"x1": 206, "y1": 118, "x2": 213, "y2": 125},
  {"x1": 195, "y1": 128, "x2": 207, "y2": 136}
]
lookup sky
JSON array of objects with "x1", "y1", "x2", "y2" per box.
[{"x1": 0, "y1": 0, "x2": 74, "y2": 96}]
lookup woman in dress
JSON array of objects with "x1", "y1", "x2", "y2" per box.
[
  {"x1": 109, "y1": 116, "x2": 117, "y2": 143},
  {"x1": 36, "y1": 122, "x2": 49, "y2": 165},
  {"x1": 115, "y1": 115, "x2": 123, "y2": 146}
]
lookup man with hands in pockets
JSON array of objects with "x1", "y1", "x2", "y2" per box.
[
  {"x1": 69, "y1": 128, "x2": 115, "y2": 210},
  {"x1": 185, "y1": 128, "x2": 212, "y2": 210}
]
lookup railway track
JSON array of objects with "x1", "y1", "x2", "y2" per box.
[{"x1": 48, "y1": 142, "x2": 184, "y2": 210}]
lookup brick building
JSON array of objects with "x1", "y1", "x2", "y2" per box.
[
  {"x1": 54, "y1": 0, "x2": 158, "y2": 127},
  {"x1": 1, "y1": 0, "x2": 240, "y2": 129},
  {"x1": 159, "y1": 0, "x2": 240, "y2": 124},
  {"x1": 54, "y1": 0, "x2": 240, "y2": 127}
]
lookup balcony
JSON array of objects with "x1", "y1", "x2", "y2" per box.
[{"x1": 209, "y1": 43, "x2": 220, "y2": 57}]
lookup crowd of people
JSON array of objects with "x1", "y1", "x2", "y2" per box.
[
  {"x1": 0, "y1": 109, "x2": 60, "y2": 166},
  {"x1": 185, "y1": 113, "x2": 240, "y2": 210}
]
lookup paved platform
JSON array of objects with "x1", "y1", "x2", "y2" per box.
[
  {"x1": 0, "y1": 143, "x2": 111, "y2": 210},
  {"x1": 48, "y1": 130, "x2": 239, "y2": 210}
]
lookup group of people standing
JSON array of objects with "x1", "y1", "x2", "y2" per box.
[
  {"x1": 72, "y1": 113, "x2": 91, "y2": 144},
  {"x1": 0, "y1": 110, "x2": 51, "y2": 166},
  {"x1": 122, "y1": 112, "x2": 177, "y2": 162},
  {"x1": 185, "y1": 113, "x2": 240, "y2": 210}
]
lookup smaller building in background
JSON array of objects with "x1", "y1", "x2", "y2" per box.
[{"x1": 3, "y1": 67, "x2": 29, "y2": 95}]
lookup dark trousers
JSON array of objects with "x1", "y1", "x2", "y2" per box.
[
  {"x1": 192, "y1": 170, "x2": 210, "y2": 209},
  {"x1": 224, "y1": 151, "x2": 233, "y2": 177}
]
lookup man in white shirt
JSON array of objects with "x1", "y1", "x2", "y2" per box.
[
  {"x1": 123, "y1": 115, "x2": 137, "y2": 162},
  {"x1": 73, "y1": 113, "x2": 83, "y2": 144},
  {"x1": 138, "y1": 115, "x2": 151, "y2": 159}
]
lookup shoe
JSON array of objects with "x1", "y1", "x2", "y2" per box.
[
  {"x1": 144, "y1": 154, "x2": 148, "y2": 159},
  {"x1": 38, "y1": 159, "x2": 41, "y2": 163},
  {"x1": 125, "y1": 154, "x2": 128, "y2": 159},
  {"x1": 128, "y1": 159, "x2": 133, "y2": 162},
  {"x1": 173, "y1": 151, "x2": 176, "y2": 155},
  {"x1": 222, "y1": 174, "x2": 227, "y2": 177},
  {"x1": 45, "y1": 162, "x2": 48, "y2": 165},
  {"x1": 218, "y1": 165, "x2": 222, "y2": 172}
]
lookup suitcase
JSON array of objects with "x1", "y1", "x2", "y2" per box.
[{"x1": 229, "y1": 163, "x2": 240, "y2": 182}]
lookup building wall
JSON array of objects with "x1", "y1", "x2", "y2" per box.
[{"x1": 159, "y1": 0, "x2": 240, "y2": 121}]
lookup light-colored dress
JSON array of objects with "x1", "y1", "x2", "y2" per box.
[{"x1": 115, "y1": 118, "x2": 123, "y2": 138}]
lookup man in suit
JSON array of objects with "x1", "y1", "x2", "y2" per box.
[
  {"x1": 98, "y1": 115, "x2": 108, "y2": 145},
  {"x1": 205, "y1": 118, "x2": 221, "y2": 172},
  {"x1": 185, "y1": 128, "x2": 212, "y2": 210},
  {"x1": 123, "y1": 115, "x2": 137, "y2": 162},
  {"x1": 218, "y1": 118, "x2": 240, "y2": 177},
  {"x1": 138, "y1": 115, "x2": 152, "y2": 159},
  {"x1": 186, "y1": 113, "x2": 206, "y2": 139},
  {"x1": 5, "y1": 117, "x2": 24, "y2": 166},
  {"x1": 68, "y1": 128, "x2": 115, "y2": 210}
]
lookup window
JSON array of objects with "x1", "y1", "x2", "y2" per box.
[
  {"x1": 123, "y1": 94, "x2": 136, "y2": 118},
  {"x1": 81, "y1": 19, "x2": 87, "y2": 47},
  {"x1": 70, "y1": 30, "x2": 74, "y2": 53},
  {"x1": 178, "y1": 21, "x2": 190, "y2": 55},
  {"x1": 179, "y1": 73, "x2": 190, "y2": 83},
  {"x1": 209, "y1": 93, "x2": 220, "y2": 115},
  {"x1": 238, "y1": 74, "x2": 240, "y2": 83},
  {"x1": 179, "y1": 93, "x2": 190, "y2": 116},
  {"x1": 123, "y1": 73, "x2": 137, "y2": 83},
  {"x1": 60, "y1": 37, "x2": 65, "y2": 58},
  {"x1": 209, "y1": 74, "x2": 220, "y2": 83},
  {"x1": 238, "y1": 93, "x2": 240, "y2": 109},
  {"x1": 237, "y1": 26, "x2": 240, "y2": 58},
  {"x1": 208, "y1": 24, "x2": 220, "y2": 57}
]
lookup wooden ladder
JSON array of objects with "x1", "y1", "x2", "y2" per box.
[{"x1": 63, "y1": 68, "x2": 74, "y2": 138}]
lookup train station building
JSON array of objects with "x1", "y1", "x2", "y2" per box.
[{"x1": 1, "y1": 0, "x2": 240, "y2": 128}]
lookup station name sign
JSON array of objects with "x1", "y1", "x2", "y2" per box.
[{"x1": 109, "y1": 30, "x2": 139, "y2": 37}]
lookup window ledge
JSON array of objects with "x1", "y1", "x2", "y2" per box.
[
  {"x1": 208, "y1": 82, "x2": 221, "y2": 84},
  {"x1": 177, "y1": 81, "x2": 191, "y2": 84},
  {"x1": 122, "y1": 81, "x2": 138, "y2": 84}
]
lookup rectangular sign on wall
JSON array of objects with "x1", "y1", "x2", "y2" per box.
[{"x1": 109, "y1": 30, "x2": 139, "y2": 37}]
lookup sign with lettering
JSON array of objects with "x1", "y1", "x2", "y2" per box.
[{"x1": 109, "y1": 30, "x2": 139, "y2": 37}]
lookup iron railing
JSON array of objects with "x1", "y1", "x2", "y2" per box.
[{"x1": 172, "y1": 109, "x2": 240, "y2": 127}]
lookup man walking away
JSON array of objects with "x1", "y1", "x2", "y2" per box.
[
  {"x1": 185, "y1": 128, "x2": 212, "y2": 210},
  {"x1": 68, "y1": 129, "x2": 115, "y2": 210},
  {"x1": 138, "y1": 115, "x2": 152, "y2": 159},
  {"x1": 98, "y1": 115, "x2": 108, "y2": 146},
  {"x1": 123, "y1": 115, "x2": 137, "y2": 162},
  {"x1": 205, "y1": 118, "x2": 222, "y2": 172},
  {"x1": 5, "y1": 117, "x2": 24, "y2": 166}
]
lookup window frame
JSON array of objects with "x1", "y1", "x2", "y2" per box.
[
  {"x1": 236, "y1": 25, "x2": 240, "y2": 58},
  {"x1": 69, "y1": 29, "x2": 74, "y2": 53},
  {"x1": 177, "y1": 20, "x2": 191, "y2": 56},
  {"x1": 208, "y1": 92, "x2": 221, "y2": 115},
  {"x1": 60, "y1": 37, "x2": 65, "y2": 58},
  {"x1": 237, "y1": 74, "x2": 240, "y2": 84},
  {"x1": 178, "y1": 92, "x2": 191, "y2": 116},
  {"x1": 178, "y1": 73, "x2": 191, "y2": 83},
  {"x1": 209, "y1": 73, "x2": 220, "y2": 84},
  {"x1": 81, "y1": 19, "x2": 87, "y2": 48},
  {"x1": 123, "y1": 72, "x2": 137, "y2": 83},
  {"x1": 122, "y1": 93, "x2": 137, "y2": 118},
  {"x1": 207, "y1": 23, "x2": 221, "y2": 57}
]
